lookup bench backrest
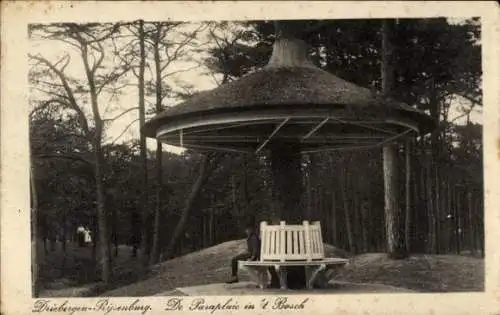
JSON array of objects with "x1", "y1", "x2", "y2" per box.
[{"x1": 259, "y1": 220, "x2": 324, "y2": 262}]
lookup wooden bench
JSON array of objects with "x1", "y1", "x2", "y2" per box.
[{"x1": 239, "y1": 220, "x2": 349, "y2": 289}]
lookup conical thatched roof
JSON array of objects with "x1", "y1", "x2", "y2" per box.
[{"x1": 142, "y1": 37, "x2": 434, "y2": 154}]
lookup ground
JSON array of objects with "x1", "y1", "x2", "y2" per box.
[
  {"x1": 331, "y1": 252, "x2": 484, "y2": 292},
  {"x1": 102, "y1": 240, "x2": 484, "y2": 296},
  {"x1": 38, "y1": 240, "x2": 484, "y2": 297},
  {"x1": 38, "y1": 242, "x2": 144, "y2": 297}
]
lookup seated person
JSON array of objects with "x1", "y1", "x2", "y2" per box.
[{"x1": 226, "y1": 223, "x2": 280, "y2": 288}]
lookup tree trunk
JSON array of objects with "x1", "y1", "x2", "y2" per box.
[
  {"x1": 130, "y1": 210, "x2": 139, "y2": 258},
  {"x1": 381, "y1": 19, "x2": 407, "y2": 259},
  {"x1": 242, "y1": 155, "x2": 250, "y2": 217},
  {"x1": 62, "y1": 212, "x2": 67, "y2": 253},
  {"x1": 434, "y1": 166, "x2": 441, "y2": 254},
  {"x1": 209, "y1": 210, "x2": 214, "y2": 246},
  {"x1": 340, "y1": 155, "x2": 355, "y2": 253},
  {"x1": 451, "y1": 183, "x2": 458, "y2": 253},
  {"x1": 405, "y1": 138, "x2": 411, "y2": 253},
  {"x1": 136, "y1": 19, "x2": 150, "y2": 269},
  {"x1": 478, "y1": 198, "x2": 485, "y2": 258},
  {"x1": 474, "y1": 196, "x2": 481, "y2": 255},
  {"x1": 231, "y1": 175, "x2": 237, "y2": 215},
  {"x1": 416, "y1": 145, "x2": 428, "y2": 253},
  {"x1": 61, "y1": 212, "x2": 67, "y2": 277},
  {"x1": 455, "y1": 186, "x2": 462, "y2": 254},
  {"x1": 111, "y1": 204, "x2": 118, "y2": 257},
  {"x1": 412, "y1": 147, "x2": 421, "y2": 252},
  {"x1": 467, "y1": 188, "x2": 475, "y2": 255},
  {"x1": 351, "y1": 177, "x2": 361, "y2": 254},
  {"x1": 360, "y1": 198, "x2": 369, "y2": 253},
  {"x1": 383, "y1": 144, "x2": 407, "y2": 258},
  {"x1": 427, "y1": 72, "x2": 442, "y2": 254},
  {"x1": 426, "y1": 156, "x2": 435, "y2": 254},
  {"x1": 150, "y1": 23, "x2": 166, "y2": 265},
  {"x1": 92, "y1": 214, "x2": 98, "y2": 261},
  {"x1": 306, "y1": 154, "x2": 315, "y2": 220},
  {"x1": 81, "y1": 36, "x2": 111, "y2": 283},
  {"x1": 150, "y1": 141, "x2": 163, "y2": 264},
  {"x1": 330, "y1": 189, "x2": 338, "y2": 246},
  {"x1": 163, "y1": 154, "x2": 217, "y2": 259},
  {"x1": 30, "y1": 160, "x2": 40, "y2": 297},
  {"x1": 446, "y1": 180, "x2": 453, "y2": 252},
  {"x1": 94, "y1": 144, "x2": 111, "y2": 282}
]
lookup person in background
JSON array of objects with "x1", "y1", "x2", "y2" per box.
[
  {"x1": 84, "y1": 227, "x2": 92, "y2": 245},
  {"x1": 76, "y1": 225, "x2": 86, "y2": 247}
]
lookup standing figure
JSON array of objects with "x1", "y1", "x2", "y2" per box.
[
  {"x1": 84, "y1": 227, "x2": 92, "y2": 245},
  {"x1": 76, "y1": 225, "x2": 86, "y2": 247}
]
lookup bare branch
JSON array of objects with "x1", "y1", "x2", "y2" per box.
[
  {"x1": 87, "y1": 23, "x2": 121, "y2": 44},
  {"x1": 131, "y1": 66, "x2": 139, "y2": 78},
  {"x1": 50, "y1": 37, "x2": 82, "y2": 51},
  {"x1": 455, "y1": 92, "x2": 482, "y2": 106},
  {"x1": 33, "y1": 79, "x2": 66, "y2": 89},
  {"x1": 92, "y1": 40, "x2": 106, "y2": 75},
  {"x1": 55, "y1": 54, "x2": 71, "y2": 72},
  {"x1": 209, "y1": 72, "x2": 221, "y2": 86},
  {"x1": 161, "y1": 65, "x2": 200, "y2": 80},
  {"x1": 30, "y1": 54, "x2": 91, "y2": 135},
  {"x1": 103, "y1": 107, "x2": 139, "y2": 122},
  {"x1": 109, "y1": 118, "x2": 140, "y2": 145},
  {"x1": 449, "y1": 104, "x2": 477, "y2": 124},
  {"x1": 160, "y1": 25, "x2": 203, "y2": 72},
  {"x1": 29, "y1": 99, "x2": 64, "y2": 119},
  {"x1": 32, "y1": 87, "x2": 70, "y2": 101},
  {"x1": 95, "y1": 66, "x2": 131, "y2": 96}
]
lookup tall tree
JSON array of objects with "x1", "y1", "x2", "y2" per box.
[
  {"x1": 405, "y1": 138, "x2": 412, "y2": 252},
  {"x1": 150, "y1": 22, "x2": 165, "y2": 264},
  {"x1": 145, "y1": 21, "x2": 204, "y2": 264},
  {"x1": 29, "y1": 23, "x2": 133, "y2": 282},
  {"x1": 137, "y1": 19, "x2": 149, "y2": 268},
  {"x1": 30, "y1": 148, "x2": 40, "y2": 297},
  {"x1": 381, "y1": 19, "x2": 407, "y2": 259}
]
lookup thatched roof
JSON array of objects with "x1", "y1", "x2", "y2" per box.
[{"x1": 142, "y1": 39, "x2": 435, "y2": 153}]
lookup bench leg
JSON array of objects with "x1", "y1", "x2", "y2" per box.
[
  {"x1": 304, "y1": 266, "x2": 313, "y2": 289},
  {"x1": 243, "y1": 266, "x2": 266, "y2": 289},
  {"x1": 305, "y1": 264, "x2": 326, "y2": 289},
  {"x1": 260, "y1": 270, "x2": 269, "y2": 288},
  {"x1": 274, "y1": 265, "x2": 287, "y2": 290}
]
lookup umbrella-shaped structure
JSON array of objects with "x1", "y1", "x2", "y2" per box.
[
  {"x1": 143, "y1": 20, "x2": 434, "y2": 216},
  {"x1": 143, "y1": 20, "x2": 435, "y2": 287}
]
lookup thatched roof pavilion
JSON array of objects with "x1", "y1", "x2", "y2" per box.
[
  {"x1": 143, "y1": 20, "x2": 436, "y2": 289},
  {"x1": 142, "y1": 24, "x2": 434, "y2": 154}
]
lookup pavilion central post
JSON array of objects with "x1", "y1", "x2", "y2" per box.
[
  {"x1": 260, "y1": 22, "x2": 317, "y2": 289},
  {"x1": 265, "y1": 20, "x2": 310, "y2": 224},
  {"x1": 269, "y1": 140, "x2": 308, "y2": 289},
  {"x1": 269, "y1": 141, "x2": 303, "y2": 224}
]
